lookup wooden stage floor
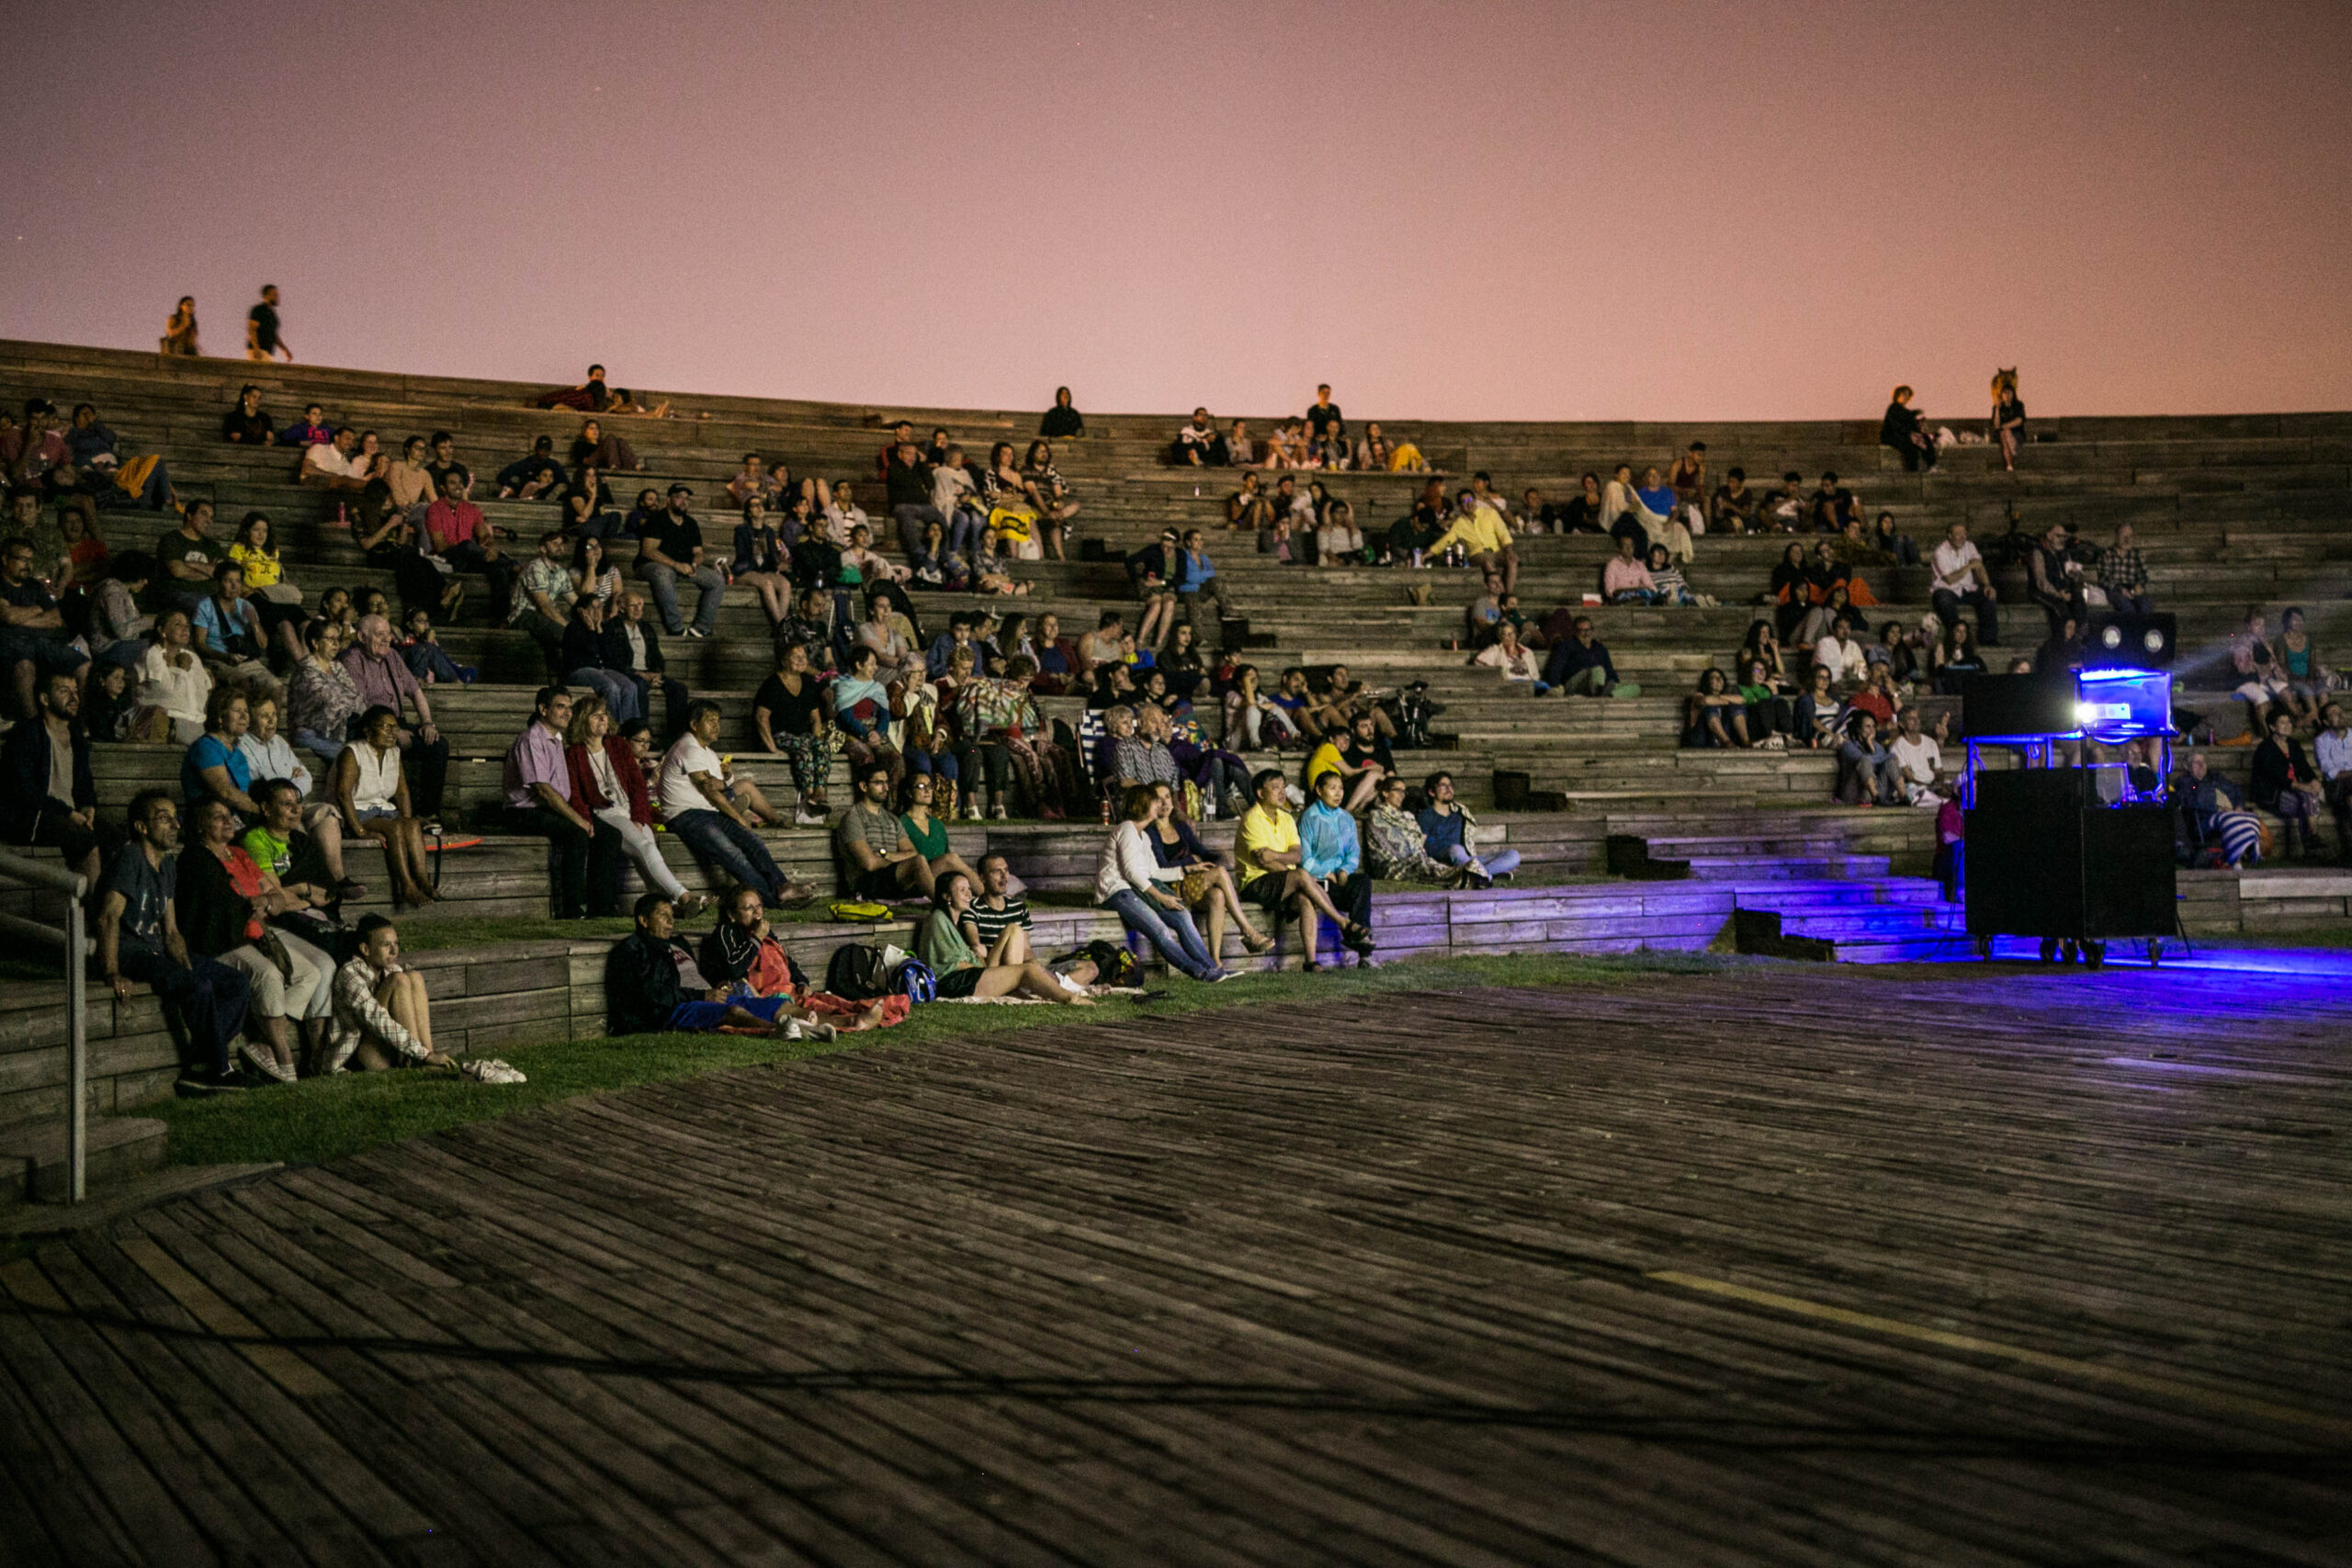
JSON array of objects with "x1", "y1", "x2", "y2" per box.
[{"x1": 5, "y1": 962, "x2": 2350, "y2": 1566}]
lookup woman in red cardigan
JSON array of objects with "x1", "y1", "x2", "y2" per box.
[{"x1": 563, "y1": 695, "x2": 709, "y2": 916}]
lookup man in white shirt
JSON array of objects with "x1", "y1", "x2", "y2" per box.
[
  {"x1": 1814, "y1": 615, "x2": 1868, "y2": 689},
  {"x1": 655, "y1": 700, "x2": 815, "y2": 908},
  {"x1": 1928, "y1": 521, "x2": 2000, "y2": 645},
  {"x1": 821, "y1": 482, "x2": 866, "y2": 548},
  {"x1": 1887, "y1": 708, "x2": 1948, "y2": 805},
  {"x1": 929, "y1": 446, "x2": 986, "y2": 560},
  {"x1": 299, "y1": 427, "x2": 367, "y2": 491},
  {"x1": 2315, "y1": 700, "x2": 2352, "y2": 861}
]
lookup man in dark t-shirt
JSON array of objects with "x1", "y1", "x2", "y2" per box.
[
  {"x1": 245, "y1": 285, "x2": 290, "y2": 363},
  {"x1": 96, "y1": 790, "x2": 250, "y2": 1087},
  {"x1": 634, "y1": 484, "x2": 727, "y2": 638}
]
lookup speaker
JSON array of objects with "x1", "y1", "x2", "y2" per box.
[
  {"x1": 2083, "y1": 610, "x2": 2177, "y2": 670},
  {"x1": 1964, "y1": 769, "x2": 2176, "y2": 939},
  {"x1": 1960, "y1": 671, "x2": 2075, "y2": 739}
]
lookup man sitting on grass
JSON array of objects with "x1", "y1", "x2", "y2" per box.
[
  {"x1": 696, "y1": 886, "x2": 894, "y2": 1031},
  {"x1": 606, "y1": 893, "x2": 845, "y2": 1037}
]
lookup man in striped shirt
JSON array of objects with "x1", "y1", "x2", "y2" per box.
[{"x1": 967, "y1": 854, "x2": 1031, "y2": 951}]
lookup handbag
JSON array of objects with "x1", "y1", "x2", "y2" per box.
[{"x1": 254, "y1": 583, "x2": 304, "y2": 605}]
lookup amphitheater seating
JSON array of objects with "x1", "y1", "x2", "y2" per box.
[{"x1": 3, "y1": 336, "x2": 2348, "y2": 1144}]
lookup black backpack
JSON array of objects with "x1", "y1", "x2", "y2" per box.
[{"x1": 824, "y1": 942, "x2": 893, "y2": 1000}]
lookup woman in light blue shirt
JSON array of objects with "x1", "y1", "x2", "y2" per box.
[{"x1": 1297, "y1": 771, "x2": 1375, "y2": 967}]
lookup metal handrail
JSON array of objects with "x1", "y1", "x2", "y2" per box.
[{"x1": 0, "y1": 852, "x2": 91, "y2": 1203}]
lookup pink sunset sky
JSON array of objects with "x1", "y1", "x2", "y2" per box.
[{"x1": 4, "y1": 0, "x2": 2347, "y2": 423}]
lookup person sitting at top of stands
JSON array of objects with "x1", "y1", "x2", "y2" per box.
[
  {"x1": 538, "y1": 365, "x2": 669, "y2": 419},
  {"x1": 835, "y1": 761, "x2": 937, "y2": 902},
  {"x1": 1417, "y1": 770, "x2": 1519, "y2": 886},
  {"x1": 915, "y1": 870, "x2": 1097, "y2": 1002},
  {"x1": 1040, "y1": 386, "x2": 1084, "y2": 440},
  {"x1": 220, "y1": 384, "x2": 274, "y2": 445},
  {"x1": 1093, "y1": 785, "x2": 1231, "y2": 982},
  {"x1": 1808, "y1": 472, "x2": 1860, "y2": 535},
  {"x1": 1171, "y1": 408, "x2": 1222, "y2": 467},
  {"x1": 605, "y1": 894, "x2": 831, "y2": 1039},
  {"x1": 342, "y1": 613, "x2": 449, "y2": 818},
  {"x1": 659, "y1": 699, "x2": 816, "y2": 909},
  {"x1": 2252, "y1": 706, "x2": 2326, "y2": 861},
  {"x1": 1428, "y1": 486, "x2": 1520, "y2": 592},
  {"x1": 0, "y1": 668, "x2": 98, "y2": 886},
  {"x1": 1835, "y1": 712, "x2": 1905, "y2": 807},
  {"x1": 1, "y1": 533, "x2": 89, "y2": 718},
  {"x1": 97, "y1": 790, "x2": 250, "y2": 1090},
  {"x1": 1542, "y1": 615, "x2": 1634, "y2": 698},
  {"x1": 1881, "y1": 385, "x2": 1939, "y2": 472},
  {"x1": 1683, "y1": 668, "x2": 1753, "y2": 750}
]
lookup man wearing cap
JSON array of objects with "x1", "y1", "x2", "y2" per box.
[{"x1": 635, "y1": 482, "x2": 727, "y2": 639}]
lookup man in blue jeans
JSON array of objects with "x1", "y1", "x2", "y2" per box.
[
  {"x1": 654, "y1": 700, "x2": 818, "y2": 908},
  {"x1": 96, "y1": 790, "x2": 251, "y2": 1091},
  {"x1": 1415, "y1": 771, "x2": 1520, "y2": 886},
  {"x1": 635, "y1": 484, "x2": 728, "y2": 639}
]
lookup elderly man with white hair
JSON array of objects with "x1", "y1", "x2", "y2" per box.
[{"x1": 338, "y1": 612, "x2": 450, "y2": 818}]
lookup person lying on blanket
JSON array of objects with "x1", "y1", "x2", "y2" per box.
[
  {"x1": 695, "y1": 885, "x2": 903, "y2": 1030},
  {"x1": 605, "y1": 892, "x2": 867, "y2": 1036}
]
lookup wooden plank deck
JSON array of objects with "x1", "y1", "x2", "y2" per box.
[{"x1": 4, "y1": 965, "x2": 2350, "y2": 1565}]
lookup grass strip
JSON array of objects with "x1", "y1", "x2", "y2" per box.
[{"x1": 144, "y1": 950, "x2": 1729, "y2": 1170}]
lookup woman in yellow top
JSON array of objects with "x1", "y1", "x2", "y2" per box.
[{"x1": 228, "y1": 512, "x2": 306, "y2": 664}]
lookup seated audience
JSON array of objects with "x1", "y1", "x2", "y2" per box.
[
  {"x1": 753, "y1": 640, "x2": 841, "y2": 823},
  {"x1": 2028, "y1": 524, "x2": 2086, "y2": 636},
  {"x1": 1710, "y1": 468, "x2": 1756, "y2": 535},
  {"x1": 570, "y1": 418, "x2": 640, "y2": 472},
  {"x1": 98, "y1": 790, "x2": 250, "y2": 1090},
  {"x1": 1993, "y1": 373, "x2": 2029, "y2": 471},
  {"x1": 1813, "y1": 615, "x2": 1869, "y2": 688},
  {"x1": 176, "y1": 797, "x2": 323, "y2": 1083},
  {"x1": 1881, "y1": 385, "x2": 1939, "y2": 472},
  {"x1": 1417, "y1": 771, "x2": 1518, "y2": 885},
  {"x1": 565, "y1": 694, "x2": 702, "y2": 916},
  {"x1": 1683, "y1": 668, "x2": 1752, "y2": 749},
  {"x1": 2251, "y1": 707, "x2": 2325, "y2": 860},
  {"x1": 1808, "y1": 472, "x2": 1860, "y2": 535},
  {"x1": 496, "y1": 435, "x2": 567, "y2": 500},
  {"x1": 1835, "y1": 713, "x2": 1905, "y2": 807},
  {"x1": 836, "y1": 761, "x2": 938, "y2": 902},
  {"x1": 1364, "y1": 776, "x2": 1452, "y2": 884},
  {"x1": 190, "y1": 560, "x2": 272, "y2": 686},
  {"x1": 1041, "y1": 387, "x2": 1084, "y2": 439},
  {"x1": 2179, "y1": 751, "x2": 2262, "y2": 867},
  {"x1": 342, "y1": 615, "x2": 450, "y2": 818},
  {"x1": 1737, "y1": 659, "x2": 1793, "y2": 748},
  {"x1": 324, "y1": 915, "x2": 470, "y2": 1073},
  {"x1": 1297, "y1": 771, "x2": 1376, "y2": 966},
  {"x1": 1887, "y1": 708, "x2": 1949, "y2": 804},
  {"x1": 1870, "y1": 511, "x2": 1918, "y2": 566},
  {"x1": 1429, "y1": 489, "x2": 1519, "y2": 592},
  {"x1": 334, "y1": 705, "x2": 439, "y2": 908},
  {"x1": 424, "y1": 468, "x2": 516, "y2": 625},
  {"x1": 0, "y1": 670, "x2": 98, "y2": 886},
  {"x1": 1, "y1": 533, "x2": 88, "y2": 718},
  {"x1": 2276, "y1": 607, "x2": 2327, "y2": 716},
  {"x1": 2314, "y1": 702, "x2": 2352, "y2": 860},
  {"x1": 220, "y1": 384, "x2": 274, "y2": 445},
  {"x1": 659, "y1": 700, "x2": 815, "y2": 908},
  {"x1": 1093, "y1": 785, "x2": 1230, "y2": 982},
  {"x1": 914, "y1": 872, "x2": 1095, "y2": 1001},
  {"x1": 606, "y1": 895, "x2": 839, "y2": 1037},
  {"x1": 239, "y1": 690, "x2": 359, "y2": 897},
  {"x1": 287, "y1": 619, "x2": 360, "y2": 762},
  {"x1": 1142, "y1": 780, "x2": 1271, "y2": 957},
  {"x1": 181, "y1": 683, "x2": 262, "y2": 818},
  {"x1": 1543, "y1": 616, "x2": 1634, "y2": 698},
  {"x1": 135, "y1": 608, "x2": 211, "y2": 743}
]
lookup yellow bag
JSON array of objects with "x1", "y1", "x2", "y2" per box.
[
  {"x1": 988, "y1": 505, "x2": 1035, "y2": 546},
  {"x1": 827, "y1": 900, "x2": 892, "y2": 923}
]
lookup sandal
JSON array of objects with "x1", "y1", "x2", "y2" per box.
[{"x1": 1243, "y1": 932, "x2": 1276, "y2": 954}]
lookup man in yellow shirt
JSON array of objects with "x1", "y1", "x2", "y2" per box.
[
  {"x1": 1237, "y1": 768, "x2": 1358, "y2": 957},
  {"x1": 1429, "y1": 490, "x2": 1520, "y2": 594}
]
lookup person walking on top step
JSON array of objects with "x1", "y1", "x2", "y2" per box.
[
  {"x1": 245, "y1": 284, "x2": 291, "y2": 363},
  {"x1": 1417, "y1": 770, "x2": 1518, "y2": 886},
  {"x1": 1881, "y1": 385, "x2": 1939, "y2": 472}
]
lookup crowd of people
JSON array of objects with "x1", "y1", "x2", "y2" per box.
[{"x1": 6, "y1": 351, "x2": 2345, "y2": 1091}]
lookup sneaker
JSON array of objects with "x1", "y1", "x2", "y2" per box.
[
  {"x1": 237, "y1": 1040, "x2": 295, "y2": 1084},
  {"x1": 683, "y1": 627, "x2": 707, "y2": 640},
  {"x1": 793, "y1": 807, "x2": 829, "y2": 826},
  {"x1": 990, "y1": 803, "x2": 1009, "y2": 820},
  {"x1": 965, "y1": 800, "x2": 985, "y2": 821}
]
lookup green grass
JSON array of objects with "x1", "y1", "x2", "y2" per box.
[{"x1": 144, "y1": 951, "x2": 1734, "y2": 1170}]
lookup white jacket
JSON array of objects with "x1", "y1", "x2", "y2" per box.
[{"x1": 1093, "y1": 820, "x2": 1177, "y2": 903}]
